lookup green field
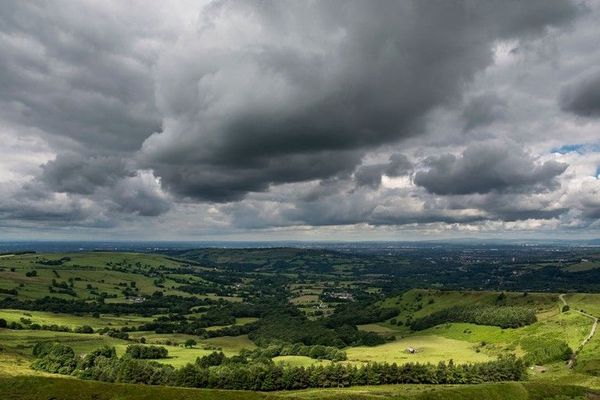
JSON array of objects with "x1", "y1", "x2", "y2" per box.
[{"x1": 1, "y1": 251, "x2": 600, "y2": 398}]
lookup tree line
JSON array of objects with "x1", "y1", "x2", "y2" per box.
[
  {"x1": 243, "y1": 343, "x2": 347, "y2": 361},
  {"x1": 31, "y1": 342, "x2": 526, "y2": 391}
]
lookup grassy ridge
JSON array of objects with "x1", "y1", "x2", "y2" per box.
[{"x1": 0, "y1": 376, "x2": 595, "y2": 400}]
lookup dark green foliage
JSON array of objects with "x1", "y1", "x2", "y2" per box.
[
  {"x1": 196, "y1": 351, "x2": 226, "y2": 368},
  {"x1": 107, "y1": 331, "x2": 129, "y2": 340},
  {"x1": 74, "y1": 325, "x2": 94, "y2": 334},
  {"x1": 125, "y1": 345, "x2": 168, "y2": 359},
  {"x1": 249, "y1": 305, "x2": 389, "y2": 348},
  {"x1": 0, "y1": 318, "x2": 6, "y2": 328},
  {"x1": 77, "y1": 346, "x2": 117, "y2": 371},
  {"x1": 410, "y1": 306, "x2": 537, "y2": 331},
  {"x1": 31, "y1": 343, "x2": 77, "y2": 374},
  {"x1": 245, "y1": 343, "x2": 347, "y2": 361},
  {"x1": 38, "y1": 257, "x2": 71, "y2": 266}
]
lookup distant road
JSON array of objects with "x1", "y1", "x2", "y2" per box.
[{"x1": 560, "y1": 294, "x2": 598, "y2": 368}]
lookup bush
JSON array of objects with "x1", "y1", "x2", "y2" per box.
[
  {"x1": 31, "y1": 343, "x2": 77, "y2": 374},
  {"x1": 125, "y1": 345, "x2": 168, "y2": 359},
  {"x1": 75, "y1": 325, "x2": 94, "y2": 334}
]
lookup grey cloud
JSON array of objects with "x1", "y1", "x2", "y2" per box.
[
  {"x1": 0, "y1": 1, "x2": 162, "y2": 151},
  {"x1": 150, "y1": 150, "x2": 362, "y2": 202},
  {"x1": 141, "y1": 0, "x2": 578, "y2": 202},
  {"x1": 560, "y1": 70, "x2": 600, "y2": 117},
  {"x1": 0, "y1": 183, "x2": 103, "y2": 225},
  {"x1": 354, "y1": 154, "x2": 412, "y2": 188},
  {"x1": 414, "y1": 141, "x2": 568, "y2": 195},
  {"x1": 106, "y1": 176, "x2": 170, "y2": 217},
  {"x1": 461, "y1": 93, "x2": 507, "y2": 131},
  {"x1": 0, "y1": 0, "x2": 593, "y2": 237},
  {"x1": 40, "y1": 153, "x2": 135, "y2": 195}
]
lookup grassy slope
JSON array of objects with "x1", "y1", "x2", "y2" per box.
[
  {"x1": 0, "y1": 376, "x2": 595, "y2": 400},
  {"x1": 0, "y1": 252, "x2": 192, "y2": 300},
  {"x1": 0, "y1": 328, "x2": 256, "y2": 368}
]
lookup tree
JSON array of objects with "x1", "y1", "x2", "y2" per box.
[{"x1": 184, "y1": 339, "x2": 197, "y2": 348}]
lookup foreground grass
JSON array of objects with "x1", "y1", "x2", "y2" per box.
[{"x1": 0, "y1": 375, "x2": 595, "y2": 400}]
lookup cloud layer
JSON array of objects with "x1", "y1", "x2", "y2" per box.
[{"x1": 1, "y1": 0, "x2": 600, "y2": 239}]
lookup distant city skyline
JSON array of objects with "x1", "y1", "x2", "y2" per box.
[{"x1": 1, "y1": 1, "x2": 600, "y2": 240}]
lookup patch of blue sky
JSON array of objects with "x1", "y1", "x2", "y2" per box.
[{"x1": 552, "y1": 143, "x2": 600, "y2": 154}]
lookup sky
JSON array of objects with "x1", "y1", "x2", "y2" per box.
[{"x1": 1, "y1": 0, "x2": 600, "y2": 241}]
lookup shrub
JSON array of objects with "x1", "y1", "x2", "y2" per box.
[{"x1": 125, "y1": 344, "x2": 168, "y2": 359}]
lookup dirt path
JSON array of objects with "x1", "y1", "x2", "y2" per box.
[{"x1": 560, "y1": 294, "x2": 598, "y2": 368}]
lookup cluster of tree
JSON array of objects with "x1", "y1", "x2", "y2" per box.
[
  {"x1": 105, "y1": 330, "x2": 129, "y2": 340},
  {"x1": 31, "y1": 343, "x2": 526, "y2": 390},
  {"x1": 250, "y1": 310, "x2": 390, "y2": 348},
  {"x1": 139, "y1": 305, "x2": 242, "y2": 335},
  {"x1": 244, "y1": 343, "x2": 347, "y2": 361},
  {"x1": 0, "y1": 288, "x2": 18, "y2": 296},
  {"x1": 31, "y1": 342, "x2": 77, "y2": 374},
  {"x1": 37, "y1": 257, "x2": 71, "y2": 266},
  {"x1": 49, "y1": 279, "x2": 77, "y2": 296},
  {"x1": 521, "y1": 338, "x2": 573, "y2": 365},
  {"x1": 326, "y1": 302, "x2": 399, "y2": 327},
  {"x1": 125, "y1": 345, "x2": 169, "y2": 359},
  {"x1": 74, "y1": 325, "x2": 94, "y2": 334},
  {"x1": 409, "y1": 306, "x2": 537, "y2": 331}
]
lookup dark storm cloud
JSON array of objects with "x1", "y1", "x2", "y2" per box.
[
  {"x1": 560, "y1": 70, "x2": 600, "y2": 117},
  {"x1": 151, "y1": 150, "x2": 362, "y2": 202},
  {"x1": 414, "y1": 141, "x2": 568, "y2": 195},
  {"x1": 0, "y1": 183, "x2": 98, "y2": 225},
  {"x1": 0, "y1": 0, "x2": 591, "y2": 236},
  {"x1": 107, "y1": 176, "x2": 170, "y2": 217},
  {"x1": 354, "y1": 154, "x2": 412, "y2": 188},
  {"x1": 0, "y1": 1, "x2": 162, "y2": 151},
  {"x1": 141, "y1": 0, "x2": 579, "y2": 202},
  {"x1": 40, "y1": 153, "x2": 135, "y2": 195}
]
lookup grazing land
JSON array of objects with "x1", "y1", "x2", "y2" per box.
[{"x1": 0, "y1": 245, "x2": 599, "y2": 398}]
